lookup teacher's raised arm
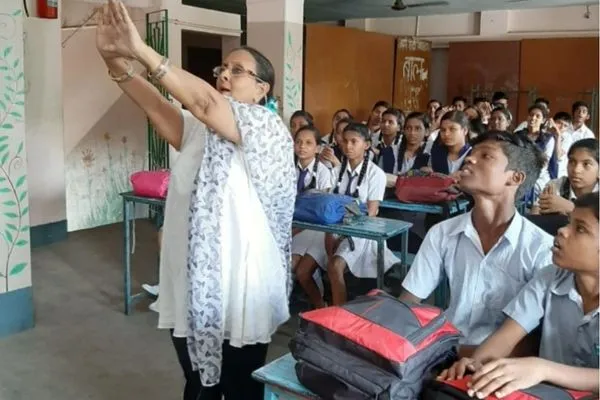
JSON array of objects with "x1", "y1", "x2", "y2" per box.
[{"x1": 96, "y1": 0, "x2": 271, "y2": 146}]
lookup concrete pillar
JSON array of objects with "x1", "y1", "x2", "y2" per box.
[
  {"x1": 0, "y1": 0, "x2": 34, "y2": 337},
  {"x1": 246, "y1": 0, "x2": 304, "y2": 123}
]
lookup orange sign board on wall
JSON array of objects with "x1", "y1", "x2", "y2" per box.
[{"x1": 393, "y1": 38, "x2": 431, "y2": 114}]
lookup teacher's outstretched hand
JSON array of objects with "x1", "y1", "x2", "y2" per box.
[{"x1": 96, "y1": 0, "x2": 144, "y2": 61}]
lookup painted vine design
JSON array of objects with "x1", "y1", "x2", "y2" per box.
[
  {"x1": 284, "y1": 30, "x2": 302, "y2": 114},
  {"x1": 0, "y1": 8, "x2": 28, "y2": 292}
]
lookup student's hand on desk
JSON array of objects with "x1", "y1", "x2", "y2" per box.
[
  {"x1": 538, "y1": 193, "x2": 574, "y2": 215},
  {"x1": 437, "y1": 357, "x2": 482, "y2": 381},
  {"x1": 420, "y1": 166, "x2": 433, "y2": 173},
  {"x1": 466, "y1": 357, "x2": 546, "y2": 399}
]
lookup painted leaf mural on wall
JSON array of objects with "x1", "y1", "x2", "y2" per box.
[
  {"x1": 284, "y1": 29, "x2": 303, "y2": 118},
  {"x1": 0, "y1": 7, "x2": 30, "y2": 293}
]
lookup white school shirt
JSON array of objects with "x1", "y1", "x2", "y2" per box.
[
  {"x1": 331, "y1": 160, "x2": 386, "y2": 202},
  {"x1": 424, "y1": 129, "x2": 439, "y2": 154},
  {"x1": 515, "y1": 120, "x2": 528, "y2": 132},
  {"x1": 556, "y1": 131, "x2": 574, "y2": 179},
  {"x1": 296, "y1": 159, "x2": 332, "y2": 192},
  {"x1": 504, "y1": 266, "x2": 599, "y2": 368},
  {"x1": 370, "y1": 130, "x2": 382, "y2": 148},
  {"x1": 158, "y1": 110, "x2": 207, "y2": 337},
  {"x1": 535, "y1": 176, "x2": 599, "y2": 206},
  {"x1": 571, "y1": 124, "x2": 595, "y2": 143},
  {"x1": 402, "y1": 211, "x2": 554, "y2": 345}
]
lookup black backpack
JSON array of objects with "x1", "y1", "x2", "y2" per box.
[{"x1": 290, "y1": 290, "x2": 461, "y2": 399}]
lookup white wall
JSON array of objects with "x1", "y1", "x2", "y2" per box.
[
  {"x1": 347, "y1": 4, "x2": 599, "y2": 47},
  {"x1": 24, "y1": 18, "x2": 66, "y2": 226}
]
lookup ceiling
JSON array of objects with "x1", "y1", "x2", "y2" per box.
[{"x1": 182, "y1": 0, "x2": 596, "y2": 22}]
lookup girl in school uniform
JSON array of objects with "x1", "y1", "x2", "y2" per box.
[
  {"x1": 299, "y1": 122, "x2": 400, "y2": 306},
  {"x1": 366, "y1": 100, "x2": 391, "y2": 146},
  {"x1": 425, "y1": 110, "x2": 472, "y2": 178},
  {"x1": 398, "y1": 112, "x2": 431, "y2": 175},
  {"x1": 320, "y1": 117, "x2": 351, "y2": 170},
  {"x1": 488, "y1": 106, "x2": 513, "y2": 132},
  {"x1": 515, "y1": 104, "x2": 557, "y2": 200},
  {"x1": 532, "y1": 138, "x2": 599, "y2": 216},
  {"x1": 289, "y1": 110, "x2": 314, "y2": 136},
  {"x1": 322, "y1": 108, "x2": 352, "y2": 144},
  {"x1": 292, "y1": 126, "x2": 332, "y2": 308},
  {"x1": 372, "y1": 108, "x2": 404, "y2": 175}
]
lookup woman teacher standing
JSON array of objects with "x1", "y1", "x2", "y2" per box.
[{"x1": 95, "y1": 2, "x2": 296, "y2": 399}]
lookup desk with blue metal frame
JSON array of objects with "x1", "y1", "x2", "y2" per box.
[
  {"x1": 292, "y1": 217, "x2": 412, "y2": 290},
  {"x1": 253, "y1": 353, "x2": 317, "y2": 400},
  {"x1": 120, "y1": 191, "x2": 165, "y2": 315},
  {"x1": 379, "y1": 198, "x2": 470, "y2": 215}
]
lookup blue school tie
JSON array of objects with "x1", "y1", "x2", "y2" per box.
[
  {"x1": 297, "y1": 168, "x2": 309, "y2": 193},
  {"x1": 381, "y1": 146, "x2": 396, "y2": 174},
  {"x1": 345, "y1": 171, "x2": 356, "y2": 196}
]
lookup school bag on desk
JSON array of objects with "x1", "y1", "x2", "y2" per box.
[
  {"x1": 294, "y1": 191, "x2": 367, "y2": 225},
  {"x1": 289, "y1": 290, "x2": 461, "y2": 400},
  {"x1": 394, "y1": 170, "x2": 461, "y2": 203},
  {"x1": 421, "y1": 376, "x2": 598, "y2": 400}
]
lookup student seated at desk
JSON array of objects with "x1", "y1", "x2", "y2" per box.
[
  {"x1": 319, "y1": 118, "x2": 351, "y2": 170},
  {"x1": 297, "y1": 123, "x2": 399, "y2": 307},
  {"x1": 292, "y1": 126, "x2": 332, "y2": 302},
  {"x1": 423, "y1": 110, "x2": 472, "y2": 179},
  {"x1": 372, "y1": 108, "x2": 404, "y2": 175},
  {"x1": 531, "y1": 138, "x2": 599, "y2": 216},
  {"x1": 439, "y1": 192, "x2": 599, "y2": 398},
  {"x1": 400, "y1": 131, "x2": 554, "y2": 352}
]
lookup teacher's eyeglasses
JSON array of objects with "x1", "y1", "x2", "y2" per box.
[{"x1": 212, "y1": 65, "x2": 265, "y2": 83}]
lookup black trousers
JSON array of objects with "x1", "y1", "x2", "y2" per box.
[{"x1": 171, "y1": 331, "x2": 269, "y2": 400}]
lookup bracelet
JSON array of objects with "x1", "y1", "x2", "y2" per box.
[
  {"x1": 108, "y1": 63, "x2": 135, "y2": 83},
  {"x1": 148, "y1": 57, "x2": 170, "y2": 82}
]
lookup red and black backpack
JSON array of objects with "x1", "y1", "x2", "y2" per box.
[{"x1": 290, "y1": 290, "x2": 461, "y2": 399}]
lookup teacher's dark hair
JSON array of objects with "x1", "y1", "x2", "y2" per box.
[{"x1": 237, "y1": 46, "x2": 275, "y2": 104}]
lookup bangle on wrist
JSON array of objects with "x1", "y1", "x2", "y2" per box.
[
  {"x1": 108, "y1": 62, "x2": 135, "y2": 83},
  {"x1": 148, "y1": 57, "x2": 170, "y2": 83}
]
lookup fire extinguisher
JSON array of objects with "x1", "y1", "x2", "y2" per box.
[{"x1": 37, "y1": 0, "x2": 58, "y2": 19}]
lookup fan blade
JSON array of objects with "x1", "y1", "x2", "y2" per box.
[{"x1": 407, "y1": 1, "x2": 449, "y2": 7}]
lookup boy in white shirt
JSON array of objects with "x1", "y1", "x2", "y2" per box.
[
  {"x1": 400, "y1": 131, "x2": 554, "y2": 354},
  {"x1": 571, "y1": 101, "x2": 595, "y2": 142}
]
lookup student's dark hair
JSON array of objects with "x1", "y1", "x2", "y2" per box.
[
  {"x1": 428, "y1": 99, "x2": 441, "y2": 107},
  {"x1": 236, "y1": 46, "x2": 275, "y2": 104},
  {"x1": 469, "y1": 118, "x2": 486, "y2": 138},
  {"x1": 568, "y1": 138, "x2": 599, "y2": 163},
  {"x1": 534, "y1": 97, "x2": 550, "y2": 108},
  {"x1": 553, "y1": 111, "x2": 572, "y2": 124},
  {"x1": 330, "y1": 117, "x2": 353, "y2": 144},
  {"x1": 295, "y1": 125, "x2": 321, "y2": 143},
  {"x1": 343, "y1": 122, "x2": 371, "y2": 141},
  {"x1": 573, "y1": 192, "x2": 599, "y2": 220},
  {"x1": 405, "y1": 111, "x2": 431, "y2": 131},
  {"x1": 372, "y1": 101, "x2": 391, "y2": 110},
  {"x1": 492, "y1": 91, "x2": 508, "y2": 102},
  {"x1": 471, "y1": 130, "x2": 547, "y2": 200},
  {"x1": 334, "y1": 123, "x2": 370, "y2": 197},
  {"x1": 333, "y1": 108, "x2": 353, "y2": 120},
  {"x1": 441, "y1": 110, "x2": 470, "y2": 130},
  {"x1": 473, "y1": 96, "x2": 488, "y2": 104},
  {"x1": 290, "y1": 110, "x2": 314, "y2": 124},
  {"x1": 528, "y1": 103, "x2": 549, "y2": 119},
  {"x1": 492, "y1": 106, "x2": 512, "y2": 122},
  {"x1": 452, "y1": 96, "x2": 468, "y2": 104},
  {"x1": 464, "y1": 106, "x2": 482, "y2": 119},
  {"x1": 572, "y1": 101, "x2": 590, "y2": 114},
  {"x1": 382, "y1": 107, "x2": 405, "y2": 125}
]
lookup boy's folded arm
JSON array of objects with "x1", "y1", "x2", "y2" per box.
[
  {"x1": 471, "y1": 318, "x2": 528, "y2": 364},
  {"x1": 541, "y1": 360, "x2": 599, "y2": 392}
]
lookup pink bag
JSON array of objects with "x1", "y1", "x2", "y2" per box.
[{"x1": 130, "y1": 170, "x2": 171, "y2": 199}]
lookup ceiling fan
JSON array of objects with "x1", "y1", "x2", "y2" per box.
[{"x1": 390, "y1": 0, "x2": 449, "y2": 11}]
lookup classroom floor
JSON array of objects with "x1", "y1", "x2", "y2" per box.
[{"x1": 0, "y1": 221, "x2": 295, "y2": 400}]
